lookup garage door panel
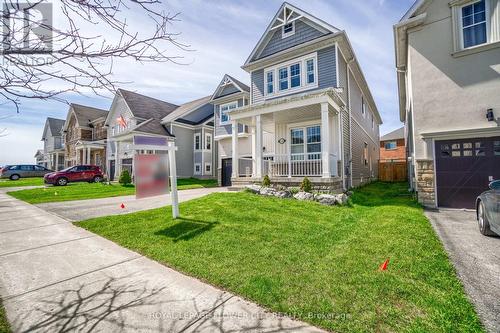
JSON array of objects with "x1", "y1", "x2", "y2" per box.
[{"x1": 435, "y1": 136, "x2": 500, "y2": 209}]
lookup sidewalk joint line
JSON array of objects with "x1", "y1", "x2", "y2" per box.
[{"x1": 0, "y1": 235, "x2": 97, "y2": 257}]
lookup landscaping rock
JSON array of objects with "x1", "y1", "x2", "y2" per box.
[
  {"x1": 260, "y1": 187, "x2": 277, "y2": 196},
  {"x1": 294, "y1": 191, "x2": 314, "y2": 201},
  {"x1": 275, "y1": 190, "x2": 292, "y2": 199},
  {"x1": 315, "y1": 194, "x2": 337, "y2": 206},
  {"x1": 335, "y1": 193, "x2": 349, "y2": 205},
  {"x1": 245, "y1": 184, "x2": 261, "y2": 194}
]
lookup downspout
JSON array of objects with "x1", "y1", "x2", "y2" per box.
[{"x1": 346, "y1": 58, "x2": 355, "y2": 189}]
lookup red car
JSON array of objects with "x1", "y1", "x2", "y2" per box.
[{"x1": 44, "y1": 165, "x2": 104, "y2": 186}]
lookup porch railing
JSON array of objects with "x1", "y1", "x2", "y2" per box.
[{"x1": 266, "y1": 154, "x2": 323, "y2": 177}]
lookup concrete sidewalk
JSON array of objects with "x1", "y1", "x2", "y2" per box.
[
  {"x1": 34, "y1": 187, "x2": 229, "y2": 221},
  {"x1": 426, "y1": 209, "x2": 500, "y2": 333},
  {"x1": 0, "y1": 191, "x2": 324, "y2": 332}
]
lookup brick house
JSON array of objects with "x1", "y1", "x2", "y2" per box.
[{"x1": 380, "y1": 127, "x2": 405, "y2": 162}]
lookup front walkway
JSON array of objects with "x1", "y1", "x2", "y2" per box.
[
  {"x1": 426, "y1": 209, "x2": 500, "y2": 332},
  {"x1": 0, "y1": 191, "x2": 324, "y2": 332},
  {"x1": 34, "y1": 187, "x2": 229, "y2": 221}
]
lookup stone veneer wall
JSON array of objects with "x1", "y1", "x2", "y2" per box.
[{"x1": 416, "y1": 159, "x2": 436, "y2": 207}]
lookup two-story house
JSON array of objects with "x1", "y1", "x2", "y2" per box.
[
  {"x1": 40, "y1": 117, "x2": 65, "y2": 170},
  {"x1": 380, "y1": 127, "x2": 406, "y2": 162},
  {"x1": 105, "y1": 89, "x2": 215, "y2": 181},
  {"x1": 63, "y1": 104, "x2": 109, "y2": 171},
  {"x1": 217, "y1": 2, "x2": 382, "y2": 189},
  {"x1": 394, "y1": 0, "x2": 500, "y2": 208}
]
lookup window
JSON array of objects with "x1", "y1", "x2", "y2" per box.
[
  {"x1": 205, "y1": 133, "x2": 212, "y2": 150},
  {"x1": 290, "y1": 63, "x2": 301, "y2": 88},
  {"x1": 363, "y1": 143, "x2": 368, "y2": 165},
  {"x1": 384, "y1": 141, "x2": 397, "y2": 150},
  {"x1": 282, "y1": 21, "x2": 295, "y2": 38},
  {"x1": 194, "y1": 163, "x2": 201, "y2": 175},
  {"x1": 194, "y1": 133, "x2": 201, "y2": 150},
  {"x1": 290, "y1": 125, "x2": 321, "y2": 160},
  {"x1": 266, "y1": 71, "x2": 274, "y2": 94},
  {"x1": 371, "y1": 114, "x2": 375, "y2": 129},
  {"x1": 361, "y1": 97, "x2": 366, "y2": 118},
  {"x1": 264, "y1": 53, "x2": 318, "y2": 97},
  {"x1": 279, "y1": 67, "x2": 288, "y2": 91},
  {"x1": 205, "y1": 163, "x2": 212, "y2": 174},
  {"x1": 461, "y1": 0, "x2": 487, "y2": 48},
  {"x1": 306, "y1": 59, "x2": 315, "y2": 84},
  {"x1": 34, "y1": 165, "x2": 45, "y2": 171},
  {"x1": 494, "y1": 141, "x2": 500, "y2": 156},
  {"x1": 220, "y1": 102, "x2": 237, "y2": 125},
  {"x1": 20, "y1": 165, "x2": 33, "y2": 171},
  {"x1": 475, "y1": 142, "x2": 486, "y2": 156}
]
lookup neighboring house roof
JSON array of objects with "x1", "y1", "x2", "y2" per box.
[
  {"x1": 63, "y1": 104, "x2": 109, "y2": 132},
  {"x1": 41, "y1": 117, "x2": 65, "y2": 140},
  {"x1": 381, "y1": 127, "x2": 404, "y2": 141},
  {"x1": 210, "y1": 74, "x2": 250, "y2": 101},
  {"x1": 162, "y1": 95, "x2": 212, "y2": 123},
  {"x1": 118, "y1": 89, "x2": 179, "y2": 120},
  {"x1": 244, "y1": 2, "x2": 340, "y2": 65},
  {"x1": 133, "y1": 119, "x2": 172, "y2": 136},
  {"x1": 34, "y1": 149, "x2": 43, "y2": 158}
]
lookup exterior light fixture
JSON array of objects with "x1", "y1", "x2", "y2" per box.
[{"x1": 486, "y1": 108, "x2": 494, "y2": 121}]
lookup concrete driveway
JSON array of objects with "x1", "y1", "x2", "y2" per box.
[
  {"x1": 426, "y1": 209, "x2": 500, "y2": 332},
  {"x1": 0, "y1": 190, "x2": 324, "y2": 332},
  {"x1": 35, "y1": 187, "x2": 229, "y2": 221}
]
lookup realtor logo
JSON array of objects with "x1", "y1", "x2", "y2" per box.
[{"x1": 2, "y1": 2, "x2": 53, "y2": 54}]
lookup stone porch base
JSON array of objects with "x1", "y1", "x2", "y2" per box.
[
  {"x1": 416, "y1": 159, "x2": 436, "y2": 207},
  {"x1": 232, "y1": 176, "x2": 344, "y2": 192}
]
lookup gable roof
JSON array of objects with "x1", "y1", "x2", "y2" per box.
[
  {"x1": 118, "y1": 89, "x2": 179, "y2": 120},
  {"x1": 244, "y1": 2, "x2": 340, "y2": 66},
  {"x1": 210, "y1": 74, "x2": 250, "y2": 101},
  {"x1": 72, "y1": 104, "x2": 108, "y2": 125},
  {"x1": 162, "y1": 95, "x2": 212, "y2": 123},
  {"x1": 133, "y1": 119, "x2": 172, "y2": 136},
  {"x1": 42, "y1": 117, "x2": 65, "y2": 140},
  {"x1": 381, "y1": 127, "x2": 404, "y2": 141},
  {"x1": 34, "y1": 149, "x2": 43, "y2": 158}
]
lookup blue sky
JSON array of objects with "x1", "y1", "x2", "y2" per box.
[{"x1": 0, "y1": 0, "x2": 413, "y2": 165}]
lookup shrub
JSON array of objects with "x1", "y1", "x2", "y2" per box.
[
  {"x1": 262, "y1": 175, "x2": 271, "y2": 187},
  {"x1": 119, "y1": 169, "x2": 132, "y2": 185},
  {"x1": 300, "y1": 176, "x2": 312, "y2": 193}
]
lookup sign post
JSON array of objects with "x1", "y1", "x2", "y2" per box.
[{"x1": 132, "y1": 136, "x2": 179, "y2": 219}]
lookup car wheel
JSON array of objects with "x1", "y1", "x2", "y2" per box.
[
  {"x1": 93, "y1": 176, "x2": 103, "y2": 183},
  {"x1": 9, "y1": 174, "x2": 20, "y2": 180},
  {"x1": 478, "y1": 201, "x2": 495, "y2": 236},
  {"x1": 56, "y1": 177, "x2": 68, "y2": 186}
]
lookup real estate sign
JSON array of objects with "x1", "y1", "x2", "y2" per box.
[{"x1": 134, "y1": 154, "x2": 169, "y2": 199}]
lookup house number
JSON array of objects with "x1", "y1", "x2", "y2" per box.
[{"x1": 278, "y1": 138, "x2": 286, "y2": 144}]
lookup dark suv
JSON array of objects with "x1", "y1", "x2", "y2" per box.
[{"x1": 44, "y1": 165, "x2": 104, "y2": 186}]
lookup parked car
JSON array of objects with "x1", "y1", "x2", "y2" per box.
[
  {"x1": 0, "y1": 164, "x2": 53, "y2": 180},
  {"x1": 476, "y1": 180, "x2": 500, "y2": 236},
  {"x1": 44, "y1": 165, "x2": 104, "y2": 186}
]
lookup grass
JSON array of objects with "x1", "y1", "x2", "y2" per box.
[
  {"x1": 0, "y1": 299, "x2": 10, "y2": 333},
  {"x1": 75, "y1": 182, "x2": 484, "y2": 332},
  {"x1": 0, "y1": 177, "x2": 44, "y2": 188},
  {"x1": 8, "y1": 178, "x2": 217, "y2": 204}
]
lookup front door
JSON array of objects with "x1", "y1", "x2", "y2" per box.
[
  {"x1": 109, "y1": 160, "x2": 115, "y2": 181},
  {"x1": 221, "y1": 158, "x2": 232, "y2": 187}
]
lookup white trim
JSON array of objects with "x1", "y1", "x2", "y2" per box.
[
  {"x1": 456, "y1": 0, "x2": 490, "y2": 50},
  {"x1": 194, "y1": 163, "x2": 202, "y2": 175},
  {"x1": 263, "y1": 52, "x2": 318, "y2": 99},
  {"x1": 194, "y1": 133, "x2": 201, "y2": 151},
  {"x1": 219, "y1": 101, "x2": 238, "y2": 125},
  {"x1": 204, "y1": 162, "x2": 212, "y2": 175},
  {"x1": 282, "y1": 21, "x2": 296, "y2": 38}
]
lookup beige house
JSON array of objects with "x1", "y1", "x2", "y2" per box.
[{"x1": 394, "y1": 0, "x2": 500, "y2": 208}]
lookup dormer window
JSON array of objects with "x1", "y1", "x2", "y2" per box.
[{"x1": 282, "y1": 22, "x2": 295, "y2": 38}]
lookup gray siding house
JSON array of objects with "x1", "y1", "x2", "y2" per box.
[
  {"x1": 218, "y1": 2, "x2": 382, "y2": 189},
  {"x1": 394, "y1": 0, "x2": 500, "y2": 208},
  {"x1": 40, "y1": 117, "x2": 66, "y2": 170},
  {"x1": 105, "y1": 89, "x2": 215, "y2": 180}
]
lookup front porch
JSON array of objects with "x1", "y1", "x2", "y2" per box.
[
  {"x1": 229, "y1": 88, "x2": 346, "y2": 187},
  {"x1": 75, "y1": 140, "x2": 106, "y2": 170}
]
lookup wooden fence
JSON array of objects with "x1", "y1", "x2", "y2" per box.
[{"x1": 379, "y1": 161, "x2": 407, "y2": 182}]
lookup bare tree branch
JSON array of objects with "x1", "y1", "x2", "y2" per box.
[{"x1": 1, "y1": 0, "x2": 190, "y2": 113}]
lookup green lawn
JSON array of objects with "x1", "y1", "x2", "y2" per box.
[
  {"x1": 0, "y1": 299, "x2": 10, "y2": 333},
  {"x1": 0, "y1": 177, "x2": 44, "y2": 188},
  {"x1": 76, "y1": 182, "x2": 483, "y2": 332},
  {"x1": 8, "y1": 178, "x2": 217, "y2": 204}
]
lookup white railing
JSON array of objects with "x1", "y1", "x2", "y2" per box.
[
  {"x1": 238, "y1": 157, "x2": 253, "y2": 177},
  {"x1": 265, "y1": 154, "x2": 323, "y2": 177}
]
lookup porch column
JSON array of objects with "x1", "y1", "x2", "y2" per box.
[
  {"x1": 231, "y1": 120, "x2": 238, "y2": 179},
  {"x1": 255, "y1": 114, "x2": 263, "y2": 178},
  {"x1": 55, "y1": 152, "x2": 59, "y2": 170},
  {"x1": 87, "y1": 147, "x2": 91, "y2": 165},
  {"x1": 321, "y1": 103, "x2": 331, "y2": 178},
  {"x1": 115, "y1": 141, "x2": 121, "y2": 178},
  {"x1": 251, "y1": 126, "x2": 256, "y2": 177}
]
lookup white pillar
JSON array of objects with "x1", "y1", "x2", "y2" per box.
[
  {"x1": 55, "y1": 152, "x2": 59, "y2": 171},
  {"x1": 168, "y1": 142, "x2": 179, "y2": 219},
  {"x1": 231, "y1": 120, "x2": 239, "y2": 179},
  {"x1": 251, "y1": 125, "x2": 256, "y2": 177},
  {"x1": 87, "y1": 147, "x2": 91, "y2": 165},
  {"x1": 321, "y1": 103, "x2": 331, "y2": 178},
  {"x1": 255, "y1": 114, "x2": 263, "y2": 178},
  {"x1": 115, "y1": 141, "x2": 121, "y2": 178}
]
